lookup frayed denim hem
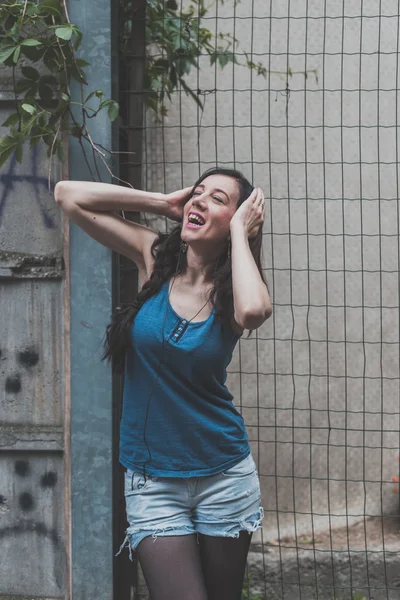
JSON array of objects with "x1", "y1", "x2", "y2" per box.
[
  {"x1": 115, "y1": 506, "x2": 264, "y2": 561},
  {"x1": 224, "y1": 505, "x2": 264, "y2": 539},
  {"x1": 195, "y1": 506, "x2": 265, "y2": 540},
  {"x1": 116, "y1": 535, "x2": 135, "y2": 561},
  {"x1": 115, "y1": 524, "x2": 196, "y2": 559}
]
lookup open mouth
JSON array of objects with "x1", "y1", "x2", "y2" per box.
[{"x1": 187, "y1": 212, "x2": 206, "y2": 228}]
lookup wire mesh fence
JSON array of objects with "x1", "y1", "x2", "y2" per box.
[{"x1": 118, "y1": 1, "x2": 400, "y2": 598}]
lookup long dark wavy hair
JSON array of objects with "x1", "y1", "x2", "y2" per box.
[{"x1": 102, "y1": 167, "x2": 268, "y2": 374}]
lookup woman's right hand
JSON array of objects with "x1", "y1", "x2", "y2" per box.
[{"x1": 163, "y1": 186, "x2": 193, "y2": 222}]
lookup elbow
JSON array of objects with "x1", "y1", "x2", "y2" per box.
[
  {"x1": 54, "y1": 181, "x2": 75, "y2": 212},
  {"x1": 236, "y1": 304, "x2": 273, "y2": 331},
  {"x1": 54, "y1": 180, "x2": 67, "y2": 205}
]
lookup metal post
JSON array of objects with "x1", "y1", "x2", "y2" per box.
[{"x1": 67, "y1": 0, "x2": 114, "y2": 597}]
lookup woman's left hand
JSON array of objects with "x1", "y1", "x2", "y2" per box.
[{"x1": 230, "y1": 187, "x2": 265, "y2": 239}]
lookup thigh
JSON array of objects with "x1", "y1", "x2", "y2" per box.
[
  {"x1": 191, "y1": 454, "x2": 264, "y2": 599},
  {"x1": 198, "y1": 531, "x2": 253, "y2": 600},
  {"x1": 137, "y1": 534, "x2": 208, "y2": 600}
]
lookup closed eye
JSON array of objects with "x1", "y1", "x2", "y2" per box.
[{"x1": 192, "y1": 190, "x2": 224, "y2": 203}]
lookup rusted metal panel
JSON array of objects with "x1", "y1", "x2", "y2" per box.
[{"x1": 0, "y1": 452, "x2": 65, "y2": 597}]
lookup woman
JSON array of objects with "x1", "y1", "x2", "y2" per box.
[{"x1": 55, "y1": 167, "x2": 272, "y2": 600}]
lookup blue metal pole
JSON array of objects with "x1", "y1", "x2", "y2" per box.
[{"x1": 68, "y1": 0, "x2": 113, "y2": 597}]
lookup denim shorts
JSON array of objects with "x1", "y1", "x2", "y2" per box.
[{"x1": 117, "y1": 453, "x2": 264, "y2": 556}]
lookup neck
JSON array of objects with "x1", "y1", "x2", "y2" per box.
[{"x1": 178, "y1": 246, "x2": 221, "y2": 286}]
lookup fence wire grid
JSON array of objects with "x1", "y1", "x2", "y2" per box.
[{"x1": 117, "y1": 1, "x2": 400, "y2": 598}]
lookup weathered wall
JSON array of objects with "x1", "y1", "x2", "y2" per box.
[
  {"x1": 142, "y1": 0, "x2": 400, "y2": 546},
  {"x1": 0, "y1": 0, "x2": 115, "y2": 595},
  {"x1": 0, "y1": 76, "x2": 65, "y2": 596}
]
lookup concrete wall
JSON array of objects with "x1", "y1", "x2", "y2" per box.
[{"x1": 142, "y1": 0, "x2": 400, "y2": 544}]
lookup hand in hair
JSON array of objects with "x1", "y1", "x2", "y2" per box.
[
  {"x1": 163, "y1": 186, "x2": 193, "y2": 222},
  {"x1": 230, "y1": 187, "x2": 265, "y2": 239}
]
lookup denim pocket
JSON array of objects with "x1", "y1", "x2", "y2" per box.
[
  {"x1": 221, "y1": 455, "x2": 256, "y2": 478},
  {"x1": 125, "y1": 469, "x2": 159, "y2": 493}
]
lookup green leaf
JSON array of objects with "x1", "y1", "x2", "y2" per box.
[
  {"x1": 71, "y1": 64, "x2": 87, "y2": 84},
  {"x1": 15, "y1": 143, "x2": 23, "y2": 164},
  {"x1": 154, "y1": 58, "x2": 170, "y2": 71},
  {"x1": 30, "y1": 134, "x2": 42, "y2": 149},
  {"x1": 39, "y1": 0, "x2": 63, "y2": 14},
  {"x1": 74, "y1": 29, "x2": 83, "y2": 50},
  {"x1": 21, "y1": 103, "x2": 36, "y2": 115},
  {"x1": 180, "y1": 79, "x2": 203, "y2": 109},
  {"x1": 0, "y1": 146, "x2": 16, "y2": 168},
  {"x1": 20, "y1": 39, "x2": 42, "y2": 47},
  {"x1": 55, "y1": 26, "x2": 73, "y2": 41},
  {"x1": 43, "y1": 134, "x2": 54, "y2": 147},
  {"x1": 2, "y1": 14, "x2": 16, "y2": 30},
  {"x1": 70, "y1": 125, "x2": 83, "y2": 138},
  {"x1": 166, "y1": 0, "x2": 178, "y2": 8},
  {"x1": 39, "y1": 82, "x2": 53, "y2": 104},
  {"x1": 62, "y1": 93, "x2": 70, "y2": 102},
  {"x1": 169, "y1": 66, "x2": 177, "y2": 87},
  {"x1": 75, "y1": 58, "x2": 89, "y2": 67},
  {"x1": 13, "y1": 45, "x2": 21, "y2": 64},
  {"x1": 218, "y1": 52, "x2": 229, "y2": 69},
  {"x1": 0, "y1": 135, "x2": 18, "y2": 153},
  {"x1": 85, "y1": 90, "x2": 104, "y2": 103},
  {"x1": 10, "y1": 22, "x2": 20, "y2": 42},
  {"x1": 26, "y1": 4, "x2": 39, "y2": 17},
  {"x1": 107, "y1": 101, "x2": 119, "y2": 122},
  {"x1": 38, "y1": 4, "x2": 63, "y2": 18},
  {"x1": 0, "y1": 46, "x2": 17, "y2": 64},
  {"x1": 2, "y1": 113, "x2": 20, "y2": 128},
  {"x1": 40, "y1": 74, "x2": 57, "y2": 86},
  {"x1": 21, "y1": 66, "x2": 40, "y2": 81},
  {"x1": 21, "y1": 45, "x2": 45, "y2": 62},
  {"x1": 23, "y1": 84, "x2": 38, "y2": 102},
  {"x1": 15, "y1": 79, "x2": 33, "y2": 94},
  {"x1": 43, "y1": 52, "x2": 60, "y2": 72}
]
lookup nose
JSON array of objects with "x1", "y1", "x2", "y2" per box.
[{"x1": 191, "y1": 194, "x2": 206, "y2": 209}]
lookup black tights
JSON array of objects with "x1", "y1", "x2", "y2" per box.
[{"x1": 136, "y1": 531, "x2": 252, "y2": 600}]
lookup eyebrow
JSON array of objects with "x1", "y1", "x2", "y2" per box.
[{"x1": 196, "y1": 184, "x2": 230, "y2": 201}]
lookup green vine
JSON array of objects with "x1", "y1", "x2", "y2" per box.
[
  {"x1": 0, "y1": 0, "x2": 119, "y2": 176},
  {"x1": 0, "y1": 0, "x2": 317, "y2": 177}
]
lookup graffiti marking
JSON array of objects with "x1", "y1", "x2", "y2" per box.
[{"x1": 0, "y1": 146, "x2": 55, "y2": 229}]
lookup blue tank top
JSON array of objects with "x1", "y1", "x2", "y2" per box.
[{"x1": 119, "y1": 279, "x2": 250, "y2": 477}]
